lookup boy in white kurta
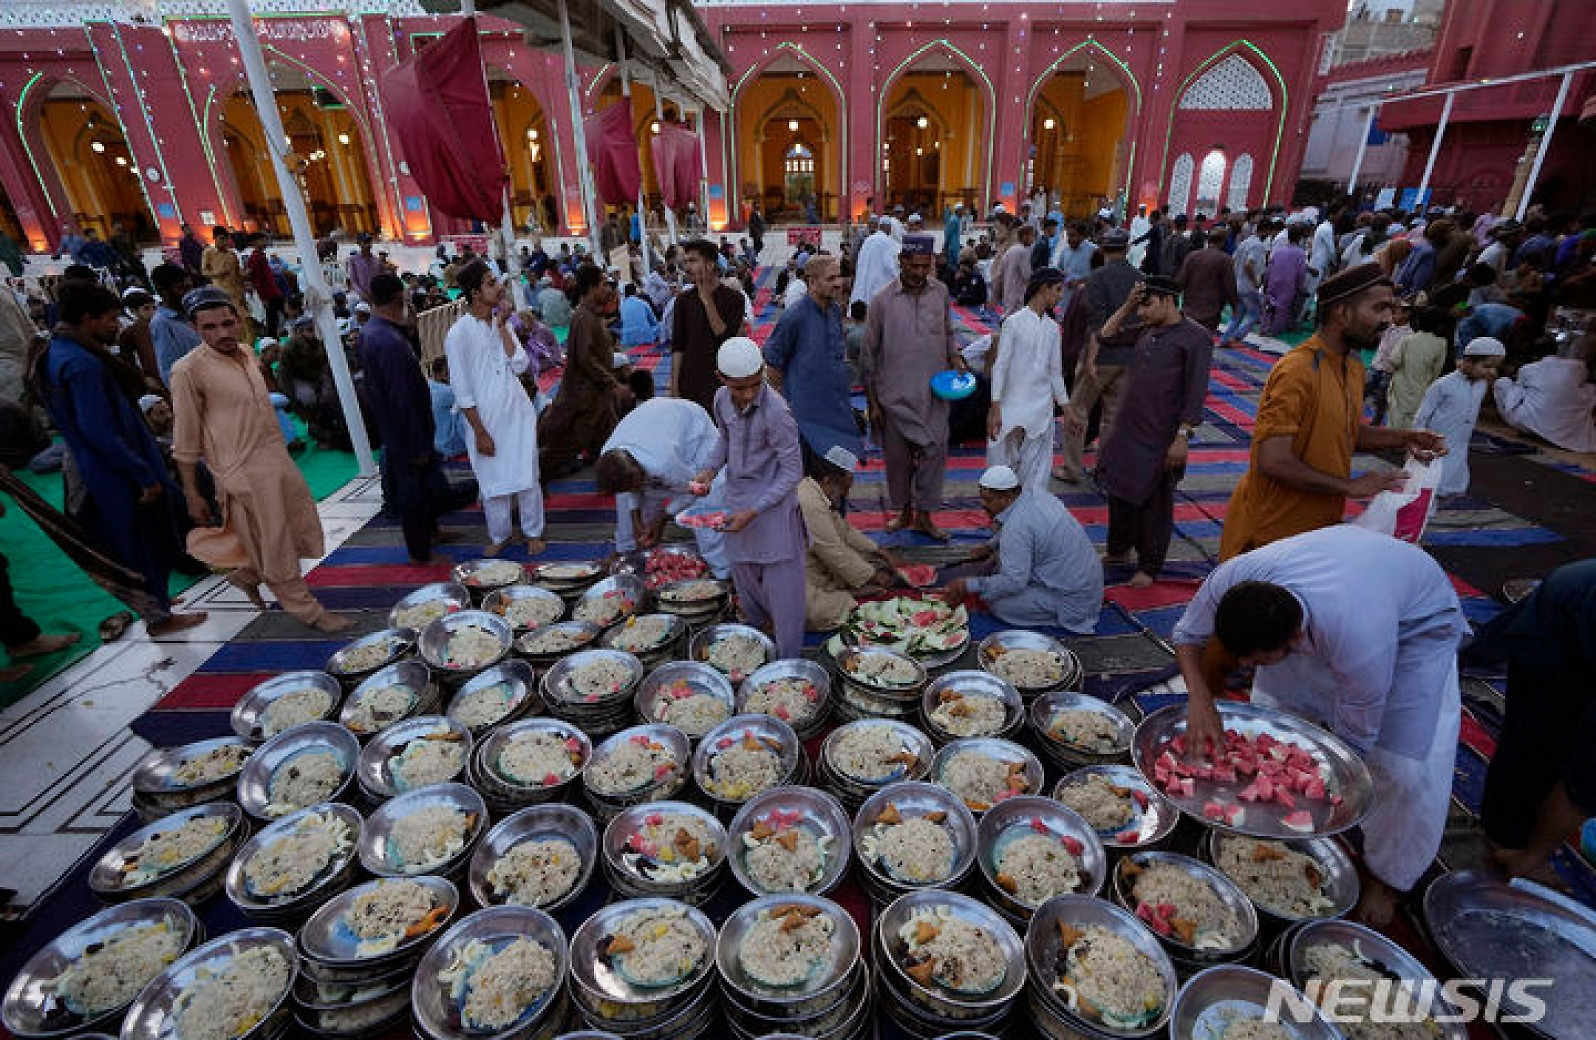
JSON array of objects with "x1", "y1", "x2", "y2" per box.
[
  {"x1": 987, "y1": 268, "x2": 1070, "y2": 489},
  {"x1": 444, "y1": 261, "x2": 544, "y2": 555},
  {"x1": 1413, "y1": 336, "x2": 1506, "y2": 497},
  {"x1": 1171, "y1": 524, "x2": 1467, "y2": 927}
]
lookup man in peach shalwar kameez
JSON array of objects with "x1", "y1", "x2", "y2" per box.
[{"x1": 170, "y1": 287, "x2": 350, "y2": 633}]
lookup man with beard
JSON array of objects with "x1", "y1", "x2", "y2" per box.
[
  {"x1": 170, "y1": 287, "x2": 350, "y2": 632},
  {"x1": 539, "y1": 265, "x2": 631, "y2": 480},
  {"x1": 762, "y1": 254, "x2": 862, "y2": 463},
  {"x1": 1219, "y1": 263, "x2": 1447, "y2": 561},
  {"x1": 671, "y1": 240, "x2": 747, "y2": 412}
]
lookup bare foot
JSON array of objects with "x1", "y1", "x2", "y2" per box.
[
  {"x1": 1052, "y1": 466, "x2": 1083, "y2": 483},
  {"x1": 483, "y1": 540, "x2": 508, "y2": 558},
  {"x1": 311, "y1": 614, "x2": 355, "y2": 634},
  {"x1": 147, "y1": 612, "x2": 210, "y2": 636},
  {"x1": 523, "y1": 537, "x2": 547, "y2": 556},
  {"x1": 1129, "y1": 571, "x2": 1156, "y2": 588},
  {"x1": 0, "y1": 664, "x2": 33, "y2": 682},
  {"x1": 1350, "y1": 878, "x2": 1401, "y2": 930},
  {"x1": 912, "y1": 512, "x2": 950, "y2": 542},
  {"x1": 228, "y1": 578, "x2": 268, "y2": 610},
  {"x1": 885, "y1": 508, "x2": 914, "y2": 532},
  {"x1": 6, "y1": 632, "x2": 82, "y2": 658}
]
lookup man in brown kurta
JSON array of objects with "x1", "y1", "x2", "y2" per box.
[
  {"x1": 538, "y1": 265, "x2": 629, "y2": 480},
  {"x1": 1175, "y1": 229, "x2": 1239, "y2": 332},
  {"x1": 170, "y1": 288, "x2": 349, "y2": 632},
  {"x1": 671, "y1": 239, "x2": 747, "y2": 412},
  {"x1": 861, "y1": 235, "x2": 966, "y2": 540}
]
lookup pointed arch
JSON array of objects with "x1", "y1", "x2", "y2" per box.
[
  {"x1": 1025, "y1": 40, "x2": 1141, "y2": 216},
  {"x1": 730, "y1": 42, "x2": 847, "y2": 223},
  {"x1": 1227, "y1": 154, "x2": 1255, "y2": 210},
  {"x1": 875, "y1": 39, "x2": 996, "y2": 208},
  {"x1": 1195, "y1": 150, "x2": 1227, "y2": 213},
  {"x1": 1025, "y1": 39, "x2": 1143, "y2": 118},
  {"x1": 15, "y1": 73, "x2": 120, "y2": 216},
  {"x1": 1159, "y1": 41, "x2": 1290, "y2": 205},
  {"x1": 1168, "y1": 154, "x2": 1195, "y2": 217}
]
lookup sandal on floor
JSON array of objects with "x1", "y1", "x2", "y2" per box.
[{"x1": 99, "y1": 612, "x2": 134, "y2": 642}]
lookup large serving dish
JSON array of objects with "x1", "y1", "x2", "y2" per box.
[
  {"x1": 975, "y1": 796, "x2": 1106, "y2": 917},
  {"x1": 356, "y1": 715, "x2": 473, "y2": 800},
  {"x1": 1424, "y1": 870, "x2": 1596, "y2": 1040},
  {"x1": 1132, "y1": 701, "x2": 1375, "y2": 838},
  {"x1": 692, "y1": 714, "x2": 801, "y2": 806},
  {"x1": 236, "y1": 721, "x2": 360, "y2": 820},
  {"x1": 689, "y1": 623, "x2": 777, "y2": 682},
  {"x1": 357, "y1": 782, "x2": 486, "y2": 878},
  {"x1": 1169, "y1": 965, "x2": 1341, "y2": 1040},
  {"x1": 1052, "y1": 765, "x2": 1182, "y2": 849},
  {"x1": 224, "y1": 802, "x2": 362, "y2": 919},
  {"x1": 977, "y1": 629, "x2": 1082, "y2": 694},
  {"x1": 726, "y1": 786, "x2": 853, "y2": 897},
  {"x1": 1286, "y1": 918, "x2": 1468, "y2": 1040},
  {"x1": 601, "y1": 800, "x2": 728, "y2": 899},
  {"x1": 411, "y1": 905, "x2": 569, "y2": 1040},
  {"x1": 2, "y1": 898, "x2": 200, "y2": 1039},
  {"x1": 566, "y1": 898, "x2": 718, "y2": 1009},
  {"x1": 920, "y1": 671, "x2": 1025, "y2": 744},
  {"x1": 87, "y1": 801, "x2": 245, "y2": 902},
  {"x1": 1203, "y1": 830, "x2": 1359, "y2": 925},
  {"x1": 299, "y1": 875, "x2": 459, "y2": 967},
  {"x1": 119, "y1": 928, "x2": 297, "y2": 1040},
  {"x1": 388, "y1": 582, "x2": 470, "y2": 632},
  {"x1": 609, "y1": 545, "x2": 709, "y2": 587},
  {"x1": 481, "y1": 583, "x2": 566, "y2": 632},
  {"x1": 514, "y1": 620, "x2": 603, "y2": 662},
  {"x1": 443, "y1": 660, "x2": 539, "y2": 735},
  {"x1": 831, "y1": 596, "x2": 970, "y2": 665},
  {"x1": 636, "y1": 661, "x2": 737, "y2": 740},
  {"x1": 737, "y1": 659, "x2": 833, "y2": 739},
  {"x1": 716, "y1": 893, "x2": 861, "y2": 1010},
  {"x1": 468, "y1": 803, "x2": 598, "y2": 913},
  {"x1": 340, "y1": 661, "x2": 437, "y2": 739},
  {"x1": 417, "y1": 610, "x2": 513, "y2": 678},
  {"x1": 326, "y1": 627, "x2": 417, "y2": 685},
  {"x1": 1025, "y1": 894, "x2": 1179, "y2": 1038},
  {"x1": 452, "y1": 559, "x2": 525, "y2": 595},
  {"x1": 830, "y1": 644, "x2": 927, "y2": 696},
  {"x1": 231, "y1": 671, "x2": 343, "y2": 741},
  {"x1": 600, "y1": 612, "x2": 687, "y2": 658},
  {"x1": 541, "y1": 648, "x2": 646, "y2": 710}
]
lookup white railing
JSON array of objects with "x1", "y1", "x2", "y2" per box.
[{"x1": 0, "y1": 0, "x2": 425, "y2": 29}]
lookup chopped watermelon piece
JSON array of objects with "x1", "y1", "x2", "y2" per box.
[
  {"x1": 1274, "y1": 788, "x2": 1296, "y2": 810},
  {"x1": 1282, "y1": 810, "x2": 1315, "y2": 833},
  {"x1": 1061, "y1": 835, "x2": 1084, "y2": 855},
  {"x1": 896, "y1": 564, "x2": 938, "y2": 588}
]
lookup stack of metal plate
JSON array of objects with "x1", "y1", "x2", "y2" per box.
[
  {"x1": 816, "y1": 720, "x2": 933, "y2": 812},
  {"x1": 417, "y1": 610, "x2": 513, "y2": 686},
  {"x1": 468, "y1": 804, "x2": 599, "y2": 914},
  {"x1": 1029, "y1": 690, "x2": 1136, "y2": 773},
  {"x1": 443, "y1": 660, "x2": 541, "y2": 736},
  {"x1": 565, "y1": 898, "x2": 720, "y2": 1039},
  {"x1": 850, "y1": 781, "x2": 978, "y2": 908},
  {"x1": 1109, "y1": 851, "x2": 1260, "y2": 980},
  {"x1": 338, "y1": 661, "x2": 439, "y2": 742},
  {"x1": 736, "y1": 659, "x2": 833, "y2": 740},
  {"x1": 388, "y1": 582, "x2": 470, "y2": 632},
  {"x1": 601, "y1": 800, "x2": 729, "y2": 907},
  {"x1": 354, "y1": 716, "x2": 473, "y2": 804},
  {"x1": 410, "y1": 905, "x2": 572, "y2": 1040},
  {"x1": 918, "y1": 671, "x2": 1025, "y2": 746},
  {"x1": 88, "y1": 802, "x2": 247, "y2": 907},
  {"x1": 325, "y1": 627, "x2": 417, "y2": 689},
  {"x1": 356, "y1": 783, "x2": 487, "y2": 885},
  {"x1": 514, "y1": 620, "x2": 603, "y2": 667},
  {"x1": 1051, "y1": 764, "x2": 1182, "y2": 855},
  {"x1": 527, "y1": 559, "x2": 605, "y2": 600},
  {"x1": 691, "y1": 714, "x2": 806, "y2": 817},
  {"x1": 830, "y1": 645, "x2": 927, "y2": 722},
  {"x1": 1022, "y1": 894, "x2": 1179, "y2": 1040},
  {"x1": 469, "y1": 718, "x2": 591, "y2": 815},
  {"x1": 871, "y1": 890, "x2": 1026, "y2": 1039},
  {"x1": 129, "y1": 736, "x2": 254, "y2": 822},
  {"x1": 634, "y1": 661, "x2": 736, "y2": 743},
  {"x1": 124, "y1": 929, "x2": 299, "y2": 1040},
  {"x1": 688, "y1": 624, "x2": 776, "y2": 686},
  {"x1": 1169, "y1": 965, "x2": 1340, "y2": 1040},
  {"x1": 231, "y1": 671, "x2": 344, "y2": 743},
  {"x1": 224, "y1": 802, "x2": 363, "y2": 927},
  {"x1": 716, "y1": 894, "x2": 871, "y2": 1040},
  {"x1": 724, "y1": 786, "x2": 853, "y2": 898},
  {"x1": 600, "y1": 612, "x2": 689, "y2": 670},
  {"x1": 540, "y1": 648, "x2": 646, "y2": 739},
  {"x1": 928, "y1": 737, "x2": 1046, "y2": 816},
  {"x1": 237, "y1": 722, "x2": 361, "y2": 821},
  {"x1": 580, "y1": 723, "x2": 692, "y2": 823},
  {"x1": 976, "y1": 630, "x2": 1083, "y2": 697},
  {"x1": 1200, "y1": 829, "x2": 1360, "y2": 934},
  {"x1": 652, "y1": 576, "x2": 730, "y2": 627},
  {"x1": 974, "y1": 796, "x2": 1107, "y2": 930},
  {"x1": 570, "y1": 575, "x2": 645, "y2": 630},
  {"x1": 452, "y1": 559, "x2": 525, "y2": 604}
]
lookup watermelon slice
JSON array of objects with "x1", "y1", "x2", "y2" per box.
[
  {"x1": 897, "y1": 563, "x2": 938, "y2": 588},
  {"x1": 1282, "y1": 810, "x2": 1315, "y2": 833}
]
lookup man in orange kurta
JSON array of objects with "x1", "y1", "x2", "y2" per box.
[
  {"x1": 1219, "y1": 264, "x2": 1447, "y2": 561},
  {"x1": 170, "y1": 288, "x2": 350, "y2": 633}
]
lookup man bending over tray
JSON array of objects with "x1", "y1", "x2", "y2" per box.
[{"x1": 1169, "y1": 524, "x2": 1467, "y2": 927}]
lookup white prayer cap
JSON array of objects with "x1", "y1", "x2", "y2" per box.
[
  {"x1": 978, "y1": 465, "x2": 1020, "y2": 491},
  {"x1": 823, "y1": 445, "x2": 859, "y2": 473},
  {"x1": 354, "y1": 301, "x2": 371, "y2": 314},
  {"x1": 717, "y1": 336, "x2": 764, "y2": 378},
  {"x1": 1463, "y1": 336, "x2": 1507, "y2": 358},
  {"x1": 138, "y1": 394, "x2": 163, "y2": 415},
  {"x1": 612, "y1": 351, "x2": 631, "y2": 369}
]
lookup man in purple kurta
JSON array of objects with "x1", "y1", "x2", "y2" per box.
[
  {"x1": 694, "y1": 337, "x2": 808, "y2": 658},
  {"x1": 1261, "y1": 226, "x2": 1308, "y2": 337}
]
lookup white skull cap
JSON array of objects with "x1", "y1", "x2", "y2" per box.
[
  {"x1": 823, "y1": 445, "x2": 859, "y2": 472},
  {"x1": 978, "y1": 465, "x2": 1020, "y2": 491},
  {"x1": 717, "y1": 336, "x2": 764, "y2": 378}
]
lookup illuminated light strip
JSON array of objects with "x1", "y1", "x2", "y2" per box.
[
  {"x1": 874, "y1": 39, "x2": 996, "y2": 210},
  {"x1": 351, "y1": 16, "x2": 409, "y2": 237},
  {"x1": 727, "y1": 42, "x2": 848, "y2": 224},
  {"x1": 14, "y1": 72, "x2": 60, "y2": 214},
  {"x1": 87, "y1": 24, "x2": 164, "y2": 232},
  {"x1": 1157, "y1": 40, "x2": 1288, "y2": 206},
  {"x1": 109, "y1": 21, "x2": 182, "y2": 224},
  {"x1": 585, "y1": 63, "x2": 615, "y2": 103},
  {"x1": 198, "y1": 85, "x2": 231, "y2": 223},
  {"x1": 164, "y1": 19, "x2": 234, "y2": 226}
]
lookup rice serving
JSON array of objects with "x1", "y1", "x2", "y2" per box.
[
  {"x1": 387, "y1": 804, "x2": 475, "y2": 872},
  {"x1": 587, "y1": 734, "x2": 678, "y2": 795},
  {"x1": 928, "y1": 690, "x2": 1007, "y2": 737},
  {"x1": 621, "y1": 810, "x2": 718, "y2": 883},
  {"x1": 463, "y1": 561, "x2": 521, "y2": 587},
  {"x1": 484, "y1": 837, "x2": 582, "y2": 906},
  {"x1": 539, "y1": 562, "x2": 596, "y2": 581},
  {"x1": 651, "y1": 681, "x2": 730, "y2": 736},
  {"x1": 1049, "y1": 923, "x2": 1166, "y2": 1030},
  {"x1": 829, "y1": 724, "x2": 918, "y2": 783},
  {"x1": 940, "y1": 750, "x2": 1030, "y2": 810},
  {"x1": 122, "y1": 815, "x2": 230, "y2": 886},
  {"x1": 338, "y1": 639, "x2": 395, "y2": 674},
  {"x1": 659, "y1": 580, "x2": 721, "y2": 603},
  {"x1": 742, "y1": 816, "x2": 832, "y2": 892},
  {"x1": 497, "y1": 731, "x2": 583, "y2": 787},
  {"x1": 704, "y1": 731, "x2": 784, "y2": 800},
  {"x1": 519, "y1": 626, "x2": 592, "y2": 654},
  {"x1": 570, "y1": 658, "x2": 634, "y2": 701},
  {"x1": 737, "y1": 905, "x2": 836, "y2": 988},
  {"x1": 744, "y1": 677, "x2": 821, "y2": 726},
  {"x1": 846, "y1": 651, "x2": 919, "y2": 687},
  {"x1": 344, "y1": 684, "x2": 417, "y2": 735},
  {"x1": 1057, "y1": 774, "x2": 1142, "y2": 832},
  {"x1": 394, "y1": 600, "x2": 451, "y2": 630},
  {"x1": 243, "y1": 811, "x2": 353, "y2": 900},
  {"x1": 442, "y1": 625, "x2": 502, "y2": 669},
  {"x1": 995, "y1": 833, "x2": 1081, "y2": 905},
  {"x1": 602, "y1": 906, "x2": 705, "y2": 988},
  {"x1": 266, "y1": 750, "x2": 346, "y2": 816},
  {"x1": 438, "y1": 938, "x2": 556, "y2": 1031},
  {"x1": 1213, "y1": 837, "x2": 1335, "y2": 918},
  {"x1": 47, "y1": 920, "x2": 184, "y2": 1016},
  {"x1": 898, "y1": 905, "x2": 1007, "y2": 994},
  {"x1": 987, "y1": 647, "x2": 1065, "y2": 687},
  {"x1": 388, "y1": 730, "x2": 466, "y2": 791},
  {"x1": 498, "y1": 595, "x2": 562, "y2": 629},
  {"x1": 259, "y1": 687, "x2": 334, "y2": 737},
  {"x1": 1220, "y1": 1020, "x2": 1294, "y2": 1040},
  {"x1": 1126, "y1": 860, "x2": 1241, "y2": 949},
  {"x1": 861, "y1": 810, "x2": 956, "y2": 884},
  {"x1": 343, "y1": 879, "x2": 445, "y2": 956},
  {"x1": 451, "y1": 682, "x2": 515, "y2": 729},
  {"x1": 608, "y1": 615, "x2": 674, "y2": 652},
  {"x1": 703, "y1": 633, "x2": 767, "y2": 678},
  {"x1": 1048, "y1": 709, "x2": 1123, "y2": 753},
  {"x1": 1300, "y1": 941, "x2": 1446, "y2": 1040},
  {"x1": 172, "y1": 744, "x2": 250, "y2": 787},
  {"x1": 574, "y1": 591, "x2": 634, "y2": 626},
  {"x1": 170, "y1": 944, "x2": 290, "y2": 1040}
]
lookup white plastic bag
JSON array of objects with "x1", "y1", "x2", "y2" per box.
[{"x1": 1353, "y1": 458, "x2": 1442, "y2": 543}]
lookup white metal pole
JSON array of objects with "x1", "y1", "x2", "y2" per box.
[
  {"x1": 613, "y1": 24, "x2": 650, "y2": 280},
  {"x1": 1516, "y1": 70, "x2": 1573, "y2": 221},
  {"x1": 651, "y1": 76, "x2": 681, "y2": 248},
  {"x1": 1346, "y1": 105, "x2": 1378, "y2": 196},
  {"x1": 558, "y1": 0, "x2": 604, "y2": 259},
  {"x1": 696, "y1": 107, "x2": 710, "y2": 235},
  {"x1": 224, "y1": 0, "x2": 374, "y2": 477},
  {"x1": 1416, "y1": 91, "x2": 1453, "y2": 209}
]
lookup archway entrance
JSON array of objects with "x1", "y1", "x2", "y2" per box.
[
  {"x1": 0, "y1": 186, "x2": 23, "y2": 246},
  {"x1": 734, "y1": 52, "x2": 841, "y2": 223},
  {"x1": 1028, "y1": 50, "x2": 1131, "y2": 218},
  {"x1": 217, "y1": 64, "x2": 379, "y2": 237},
  {"x1": 880, "y1": 55, "x2": 985, "y2": 215},
  {"x1": 35, "y1": 80, "x2": 158, "y2": 242},
  {"x1": 488, "y1": 70, "x2": 558, "y2": 233}
]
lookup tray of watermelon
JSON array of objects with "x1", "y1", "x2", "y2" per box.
[
  {"x1": 675, "y1": 502, "x2": 731, "y2": 530},
  {"x1": 825, "y1": 595, "x2": 971, "y2": 668},
  {"x1": 1131, "y1": 702, "x2": 1375, "y2": 839}
]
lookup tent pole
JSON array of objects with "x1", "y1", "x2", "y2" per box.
[
  {"x1": 558, "y1": 0, "x2": 604, "y2": 259},
  {"x1": 613, "y1": 24, "x2": 650, "y2": 280},
  {"x1": 224, "y1": 0, "x2": 374, "y2": 477},
  {"x1": 1516, "y1": 70, "x2": 1573, "y2": 221}
]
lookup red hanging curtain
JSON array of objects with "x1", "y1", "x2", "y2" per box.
[
  {"x1": 382, "y1": 20, "x2": 507, "y2": 222},
  {"x1": 585, "y1": 99, "x2": 642, "y2": 206},
  {"x1": 650, "y1": 123, "x2": 702, "y2": 212}
]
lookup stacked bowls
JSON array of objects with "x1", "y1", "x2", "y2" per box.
[
  {"x1": 601, "y1": 800, "x2": 729, "y2": 906},
  {"x1": 225, "y1": 802, "x2": 364, "y2": 924},
  {"x1": 817, "y1": 719, "x2": 934, "y2": 812},
  {"x1": 872, "y1": 890, "x2": 1026, "y2": 1039},
  {"x1": 410, "y1": 905, "x2": 572, "y2": 1040},
  {"x1": 929, "y1": 737, "x2": 1046, "y2": 815},
  {"x1": 481, "y1": 584, "x2": 566, "y2": 633},
  {"x1": 600, "y1": 612, "x2": 688, "y2": 669},
  {"x1": 1023, "y1": 894, "x2": 1179, "y2": 1040},
  {"x1": 417, "y1": 610, "x2": 513, "y2": 685},
  {"x1": 470, "y1": 718, "x2": 591, "y2": 814},
  {"x1": 515, "y1": 620, "x2": 603, "y2": 666},
  {"x1": 469, "y1": 804, "x2": 599, "y2": 914},
  {"x1": 326, "y1": 627, "x2": 417, "y2": 688},
  {"x1": 339, "y1": 661, "x2": 439, "y2": 740},
  {"x1": 527, "y1": 559, "x2": 605, "y2": 600},
  {"x1": 444, "y1": 660, "x2": 541, "y2": 736},
  {"x1": 388, "y1": 582, "x2": 470, "y2": 632},
  {"x1": 1029, "y1": 690, "x2": 1137, "y2": 773},
  {"x1": 88, "y1": 801, "x2": 246, "y2": 906},
  {"x1": 1201, "y1": 829, "x2": 1360, "y2": 936},
  {"x1": 737, "y1": 659, "x2": 833, "y2": 740},
  {"x1": 1170, "y1": 965, "x2": 1341, "y2": 1040},
  {"x1": 635, "y1": 661, "x2": 736, "y2": 743},
  {"x1": 236, "y1": 722, "x2": 361, "y2": 821},
  {"x1": 976, "y1": 629, "x2": 1083, "y2": 696},
  {"x1": 1110, "y1": 851, "x2": 1260, "y2": 979},
  {"x1": 726, "y1": 786, "x2": 853, "y2": 898},
  {"x1": 919, "y1": 671, "x2": 1025, "y2": 746},
  {"x1": 540, "y1": 648, "x2": 646, "y2": 739},
  {"x1": 452, "y1": 559, "x2": 525, "y2": 603},
  {"x1": 355, "y1": 716, "x2": 473, "y2": 803},
  {"x1": 231, "y1": 671, "x2": 343, "y2": 742},
  {"x1": 129, "y1": 736, "x2": 254, "y2": 822},
  {"x1": 123, "y1": 928, "x2": 298, "y2": 1040},
  {"x1": 716, "y1": 894, "x2": 870, "y2": 1040},
  {"x1": 850, "y1": 781, "x2": 978, "y2": 908},
  {"x1": 688, "y1": 623, "x2": 777, "y2": 684},
  {"x1": 831, "y1": 645, "x2": 927, "y2": 722},
  {"x1": 294, "y1": 875, "x2": 459, "y2": 1037},
  {"x1": 357, "y1": 782, "x2": 487, "y2": 884},
  {"x1": 565, "y1": 898, "x2": 719, "y2": 1038},
  {"x1": 692, "y1": 714, "x2": 806, "y2": 815},
  {"x1": 974, "y1": 796, "x2": 1106, "y2": 929},
  {"x1": 652, "y1": 576, "x2": 730, "y2": 628},
  {"x1": 570, "y1": 575, "x2": 645, "y2": 630},
  {"x1": 580, "y1": 723, "x2": 691, "y2": 823}
]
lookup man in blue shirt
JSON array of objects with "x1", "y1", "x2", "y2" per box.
[
  {"x1": 761, "y1": 254, "x2": 862, "y2": 464},
  {"x1": 618, "y1": 283, "x2": 659, "y2": 347},
  {"x1": 149, "y1": 263, "x2": 202, "y2": 385},
  {"x1": 427, "y1": 357, "x2": 470, "y2": 458}
]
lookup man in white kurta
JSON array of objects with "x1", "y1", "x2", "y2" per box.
[
  {"x1": 1413, "y1": 337, "x2": 1506, "y2": 497},
  {"x1": 988, "y1": 268, "x2": 1070, "y2": 488},
  {"x1": 849, "y1": 226, "x2": 902, "y2": 309},
  {"x1": 443, "y1": 261, "x2": 544, "y2": 554},
  {"x1": 1171, "y1": 524, "x2": 1467, "y2": 926},
  {"x1": 596, "y1": 397, "x2": 729, "y2": 577},
  {"x1": 1492, "y1": 347, "x2": 1596, "y2": 453}
]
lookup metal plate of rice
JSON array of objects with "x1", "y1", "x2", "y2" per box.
[
  {"x1": 568, "y1": 897, "x2": 717, "y2": 1006},
  {"x1": 514, "y1": 620, "x2": 603, "y2": 659},
  {"x1": 1030, "y1": 690, "x2": 1136, "y2": 764},
  {"x1": 326, "y1": 627, "x2": 416, "y2": 683},
  {"x1": 339, "y1": 661, "x2": 435, "y2": 739},
  {"x1": 977, "y1": 630, "x2": 1081, "y2": 693},
  {"x1": 876, "y1": 889, "x2": 1026, "y2": 1012},
  {"x1": 716, "y1": 893, "x2": 860, "y2": 1006},
  {"x1": 224, "y1": 802, "x2": 362, "y2": 915},
  {"x1": 1052, "y1": 765, "x2": 1181, "y2": 849},
  {"x1": 1203, "y1": 830, "x2": 1359, "y2": 924},
  {"x1": 120, "y1": 927, "x2": 297, "y2": 1040},
  {"x1": 852, "y1": 781, "x2": 978, "y2": 892},
  {"x1": 475, "y1": 717, "x2": 591, "y2": 796},
  {"x1": 736, "y1": 659, "x2": 832, "y2": 736},
  {"x1": 468, "y1": 804, "x2": 598, "y2": 912},
  {"x1": 1169, "y1": 965, "x2": 1341, "y2": 1040},
  {"x1": 236, "y1": 722, "x2": 360, "y2": 821},
  {"x1": 412, "y1": 905, "x2": 569, "y2": 1039},
  {"x1": 727, "y1": 787, "x2": 853, "y2": 897},
  {"x1": 821, "y1": 720, "x2": 934, "y2": 790},
  {"x1": 1286, "y1": 918, "x2": 1468, "y2": 1040},
  {"x1": 300, "y1": 875, "x2": 459, "y2": 966},
  {"x1": 691, "y1": 714, "x2": 800, "y2": 804},
  {"x1": 443, "y1": 660, "x2": 539, "y2": 735},
  {"x1": 1111, "y1": 852, "x2": 1259, "y2": 958},
  {"x1": 452, "y1": 559, "x2": 525, "y2": 593},
  {"x1": 88, "y1": 801, "x2": 244, "y2": 900},
  {"x1": 2, "y1": 898, "x2": 199, "y2": 1039},
  {"x1": 417, "y1": 610, "x2": 513, "y2": 676},
  {"x1": 358, "y1": 782, "x2": 486, "y2": 877},
  {"x1": 482, "y1": 584, "x2": 566, "y2": 632},
  {"x1": 976, "y1": 796, "x2": 1106, "y2": 912},
  {"x1": 688, "y1": 624, "x2": 776, "y2": 683},
  {"x1": 929, "y1": 737, "x2": 1045, "y2": 814},
  {"x1": 131, "y1": 737, "x2": 254, "y2": 797},
  {"x1": 541, "y1": 649, "x2": 645, "y2": 710},
  {"x1": 570, "y1": 575, "x2": 644, "y2": 628},
  {"x1": 636, "y1": 661, "x2": 736, "y2": 739},
  {"x1": 602, "y1": 800, "x2": 728, "y2": 893},
  {"x1": 387, "y1": 583, "x2": 470, "y2": 632},
  {"x1": 231, "y1": 671, "x2": 343, "y2": 741},
  {"x1": 1024, "y1": 894, "x2": 1179, "y2": 1037},
  {"x1": 921, "y1": 671, "x2": 1024, "y2": 744},
  {"x1": 356, "y1": 716, "x2": 473, "y2": 800}
]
